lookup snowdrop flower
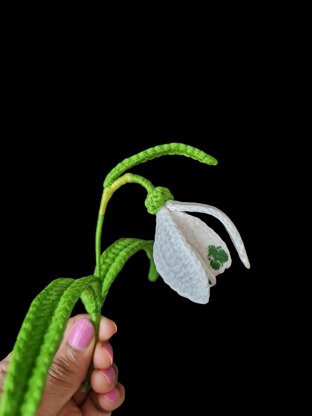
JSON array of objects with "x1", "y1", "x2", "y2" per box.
[{"x1": 153, "y1": 200, "x2": 250, "y2": 304}]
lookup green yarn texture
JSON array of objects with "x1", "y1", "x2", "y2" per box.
[
  {"x1": 145, "y1": 187, "x2": 174, "y2": 214},
  {"x1": 0, "y1": 143, "x2": 217, "y2": 416},
  {"x1": 104, "y1": 142, "x2": 218, "y2": 187}
]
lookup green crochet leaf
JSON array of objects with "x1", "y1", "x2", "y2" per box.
[
  {"x1": 0, "y1": 278, "x2": 73, "y2": 416},
  {"x1": 80, "y1": 278, "x2": 103, "y2": 322},
  {"x1": 99, "y1": 238, "x2": 158, "y2": 301},
  {"x1": 0, "y1": 239, "x2": 156, "y2": 416},
  {"x1": 0, "y1": 275, "x2": 101, "y2": 416},
  {"x1": 104, "y1": 143, "x2": 218, "y2": 187}
]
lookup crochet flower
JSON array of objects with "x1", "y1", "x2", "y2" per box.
[
  {"x1": 0, "y1": 143, "x2": 252, "y2": 416},
  {"x1": 153, "y1": 200, "x2": 250, "y2": 304}
]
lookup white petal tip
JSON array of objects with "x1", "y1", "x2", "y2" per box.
[
  {"x1": 189, "y1": 295, "x2": 210, "y2": 304},
  {"x1": 243, "y1": 258, "x2": 251, "y2": 269}
]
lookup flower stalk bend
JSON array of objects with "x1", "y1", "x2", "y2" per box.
[{"x1": 95, "y1": 173, "x2": 156, "y2": 277}]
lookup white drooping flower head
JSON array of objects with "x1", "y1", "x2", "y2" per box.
[{"x1": 153, "y1": 200, "x2": 250, "y2": 304}]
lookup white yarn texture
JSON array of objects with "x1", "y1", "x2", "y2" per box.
[{"x1": 153, "y1": 200, "x2": 250, "y2": 304}]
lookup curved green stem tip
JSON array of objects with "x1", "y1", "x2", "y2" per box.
[{"x1": 104, "y1": 143, "x2": 218, "y2": 187}]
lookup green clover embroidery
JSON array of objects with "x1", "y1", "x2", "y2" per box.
[{"x1": 208, "y1": 245, "x2": 229, "y2": 270}]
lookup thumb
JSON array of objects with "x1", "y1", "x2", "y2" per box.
[
  {"x1": 39, "y1": 314, "x2": 95, "y2": 415},
  {"x1": 0, "y1": 353, "x2": 11, "y2": 395}
]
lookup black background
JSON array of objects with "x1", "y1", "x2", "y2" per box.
[{"x1": 0, "y1": 42, "x2": 278, "y2": 413}]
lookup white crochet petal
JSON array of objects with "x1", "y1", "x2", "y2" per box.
[
  {"x1": 169, "y1": 210, "x2": 232, "y2": 277},
  {"x1": 154, "y1": 206, "x2": 211, "y2": 304},
  {"x1": 166, "y1": 200, "x2": 250, "y2": 269}
]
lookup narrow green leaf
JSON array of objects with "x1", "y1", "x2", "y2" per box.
[
  {"x1": 104, "y1": 143, "x2": 218, "y2": 187},
  {"x1": 98, "y1": 238, "x2": 157, "y2": 301},
  {"x1": 0, "y1": 278, "x2": 74, "y2": 416},
  {"x1": 80, "y1": 278, "x2": 102, "y2": 323},
  {"x1": 0, "y1": 275, "x2": 100, "y2": 416}
]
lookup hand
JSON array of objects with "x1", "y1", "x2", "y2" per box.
[{"x1": 0, "y1": 314, "x2": 125, "y2": 415}]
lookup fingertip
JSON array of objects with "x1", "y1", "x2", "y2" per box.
[
  {"x1": 93, "y1": 341, "x2": 114, "y2": 369},
  {"x1": 98, "y1": 316, "x2": 117, "y2": 341},
  {"x1": 82, "y1": 383, "x2": 125, "y2": 414},
  {"x1": 91, "y1": 364, "x2": 118, "y2": 393},
  {"x1": 98, "y1": 383, "x2": 125, "y2": 411}
]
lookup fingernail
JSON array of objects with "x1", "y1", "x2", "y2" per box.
[
  {"x1": 100, "y1": 366, "x2": 115, "y2": 385},
  {"x1": 112, "y1": 322, "x2": 118, "y2": 334},
  {"x1": 67, "y1": 319, "x2": 94, "y2": 350},
  {"x1": 104, "y1": 342, "x2": 114, "y2": 365},
  {"x1": 105, "y1": 387, "x2": 119, "y2": 404}
]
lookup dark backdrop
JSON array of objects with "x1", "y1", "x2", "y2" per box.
[{"x1": 0, "y1": 69, "x2": 272, "y2": 414}]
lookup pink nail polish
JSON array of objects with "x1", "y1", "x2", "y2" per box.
[
  {"x1": 67, "y1": 319, "x2": 94, "y2": 350},
  {"x1": 104, "y1": 342, "x2": 114, "y2": 365},
  {"x1": 100, "y1": 366, "x2": 115, "y2": 385},
  {"x1": 105, "y1": 387, "x2": 119, "y2": 404}
]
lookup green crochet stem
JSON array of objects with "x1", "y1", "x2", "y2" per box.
[
  {"x1": 95, "y1": 173, "x2": 155, "y2": 277},
  {"x1": 0, "y1": 143, "x2": 217, "y2": 416}
]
